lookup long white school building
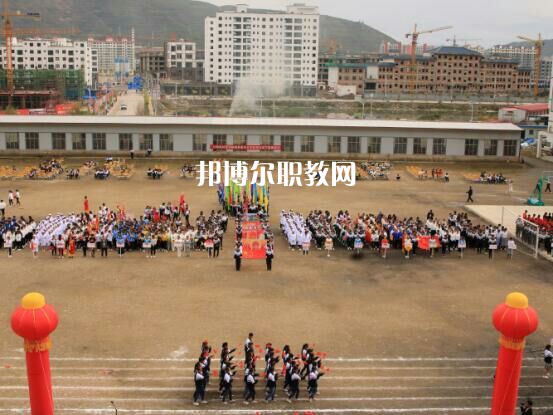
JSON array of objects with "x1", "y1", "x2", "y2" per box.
[{"x1": 0, "y1": 116, "x2": 521, "y2": 159}]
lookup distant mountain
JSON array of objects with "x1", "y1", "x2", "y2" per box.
[{"x1": 6, "y1": 0, "x2": 395, "y2": 53}]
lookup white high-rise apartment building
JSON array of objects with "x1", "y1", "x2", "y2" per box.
[
  {"x1": 204, "y1": 3, "x2": 319, "y2": 91},
  {"x1": 488, "y1": 45, "x2": 536, "y2": 68},
  {"x1": 0, "y1": 37, "x2": 93, "y2": 86},
  {"x1": 89, "y1": 28, "x2": 135, "y2": 82},
  {"x1": 165, "y1": 40, "x2": 199, "y2": 70},
  {"x1": 549, "y1": 76, "x2": 553, "y2": 134}
]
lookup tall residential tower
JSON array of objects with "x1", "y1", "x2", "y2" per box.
[{"x1": 204, "y1": 3, "x2": 319, "y2": 95}]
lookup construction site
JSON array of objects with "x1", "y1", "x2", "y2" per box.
[
  {"x1": 0, "y1": 69, "x2": 84, "y2": 109},
  {"x1": 0, "y1": 0, "x2": 83, "y2": 110}
]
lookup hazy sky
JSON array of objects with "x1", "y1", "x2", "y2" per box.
[{"x1": 206, "y1": 0, "x2": 552, "y2": 48}]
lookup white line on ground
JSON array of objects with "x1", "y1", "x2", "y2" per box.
[
  {"x1": 0, "y1": 365, "x2": 543, "y2": 371},
  {"x1": 1, "y1": 396, "x2": 553, "y2": 403},
  {"x1": 0, "y1": 375, "x2": 522, "y2": 381},
  {"x1": 0, "y1": 407, "x2": 510, "y2": 414},
  {"x1": 0, "y1": 382, "x2": 550, "y2": 391},
  {"x1": 0, "y1": 356, "x2": 538, "y2": 362}
]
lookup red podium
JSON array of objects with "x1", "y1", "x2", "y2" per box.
[
  {"x1": 11, "y1": 293, "x2": 59, "y2": 415},
  {"x1": 491, "y1": 292, "x2": 538, "y2": 415}
]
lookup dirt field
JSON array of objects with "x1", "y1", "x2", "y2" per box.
[{"x1": 0, "y1": 156, "x2": 552, "y2": 415}]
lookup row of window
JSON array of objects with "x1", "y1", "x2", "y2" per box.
[
  {"x1": 208, "y1": 135, "x2": 517, "y2": 156},
  {"x1": 2, "y1": 133, "x2": 518, "y2": 156},
  {"x1": 4, "y1": 133, "x2": 173, "y2": 151}
]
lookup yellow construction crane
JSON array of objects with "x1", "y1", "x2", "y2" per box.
[
  {"x1": 406, "y1": 24, "x2": 452, "y2": 92},
  {"x1": 517, "y1": 33, "x2": 544, "y2": 97},
  {"x1": 1, "y1": 0, "x2": 78, "y2": 93}
]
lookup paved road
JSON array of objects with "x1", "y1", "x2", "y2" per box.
[
  {"x1": 1, "y1": 353, "x2": 552, "y2": 414},
  {"x1": 108, "y1": 90, "x2": 144, "y2": 116}
]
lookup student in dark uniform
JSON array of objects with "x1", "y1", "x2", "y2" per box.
[
  {"x1": 234, "y1": 244, "x2": 242, "y2": 271},
  {"x1": 193, "y1": 361, "x2": 206, "y2": 406},
  {"x1": 244, "y1": 366, "x2": 257, "y2": 404},
  {"x1": 520, "y1": 399, "x2": 533, "y2": 415},
  {"x1": 307, "y1": 366, "x2": 324, "y2": 401},
  {"x1": 221, "y1": 366, "x2": 234, "y2": 404},
  {"x1": 466, "y1": 186, "x2": 474, "y2": 203},
  {"x1": 265, "y1": 243, "x2": 274, "y2": 271},
  {"x1": 286, "y1": 366, "x2": 301, "y2": 402},
  {"x1": 265, "y1": 367, "x2": 277, "y2": 402}
]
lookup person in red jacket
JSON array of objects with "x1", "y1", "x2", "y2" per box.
[{"x1": 83, "y1": 195, "x2": 89, "y2": 213}]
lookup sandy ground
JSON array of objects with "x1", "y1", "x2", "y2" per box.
[{"x1": 0, "y1": 157, "x2": 552, "y2": 414}]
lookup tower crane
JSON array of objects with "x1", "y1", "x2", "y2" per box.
[
  {"x1": 517, "y1": 33, "x2": 544, "y2": 97},
  {"x1": 446, "y1": 35, "x2": 481, "y2": 47},
  {"x1": 405, "y1": 24, "x2": 452, "y2": 92},
  {"x1": 1, "y1": 0, "x2": 78, "y2": 93}
]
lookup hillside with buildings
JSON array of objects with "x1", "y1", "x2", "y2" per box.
[{"x1": 12, "y1": 0, "x2": 395, "y2": 53}]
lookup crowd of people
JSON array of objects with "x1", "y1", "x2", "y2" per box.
[
  {"x1": 66, "y1": 168, "x2": 81, "y2": 179},
  {"x1": 147, "y1": 167, "x2": 165, "y2": 180},
  {"x1": 193, "y1": 334, "x2": 325, "y2": 405},
  {"x1": 475, "y1": 172, "x2": 507, "y2": 184},
  {"x1": 181, "y1": 164, "x2": 196, "y2": 178},
  {"x1": 94, "y1": 167, "x2": 111, "y2": 180},
  {"x1": 516, "y1": 211, "x2": 553, "y2": 256},
  {"x1": 359, "y1": 162, "x2": 391, "y2": 180},
  {"x1": 0, "y1": 216, "x2": 36, "y2": 257},
  {"x1": 281, "y1": 209, "x2": 518, "y2": 260},
  {"x1": 28, "y1": 159, "x2": 64, "y2": 179},
  {"x1": 1, "y1": 195, "x2": 234, "y2": 259},
  {"x1": 417, "y1": 168, "x2": 449, "y2": 182}
]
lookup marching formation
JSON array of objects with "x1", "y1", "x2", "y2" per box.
[{"x1": 193, "y1": 334, "x2": 326, "y2": 406}]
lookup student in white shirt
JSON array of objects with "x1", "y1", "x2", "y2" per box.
[
  {"x1": 265, "y1": 368, "x2": 277, "y2": 402},
  {"x1": 544, "y1": 345, "x2": 553, "y2": 379},
  {"x1": 221, "y1": 367, "x2": 233, "y2": 403},
  {"x1": 244, "y1": 370, "x2": 257, "y2": 404}
]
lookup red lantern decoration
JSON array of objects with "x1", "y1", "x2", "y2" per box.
[
  {"x1": 491, "y1": 292, "x2": 538, "y2": 415},
  {"x1": 11, "y1": 293, "x2": 59, "y2": 415}
]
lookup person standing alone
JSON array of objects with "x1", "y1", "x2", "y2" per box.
[
  {"x1": 466, "y1": 186, "x2": 474, "y2": 203},
  {"x1": 234, "y1": 244, "x2": 242, "y2": 271},
  {"x1": 265, "y1": 243, "x2": 274, "y2": 271}
]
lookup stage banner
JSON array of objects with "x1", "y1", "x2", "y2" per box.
[{"x1": 241, "y1": 221, "x2": 266, "y2": 259}]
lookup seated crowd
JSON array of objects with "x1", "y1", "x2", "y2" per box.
[
  {"x1": 94, "y1": 167, "x2": 110, "y2": 180},
  {"x1": 359, "y1": 162, "x2": 391, "y2": 180},
  {"x1": 28, "y1": 159, "x2": 64, "y2": 179},
  {"x1": 477, "y1": 172, "x2": 507, "y2": 184},
  {"x1": 147, "y1": 167, "x2": 164, "y2": 180},
  {"x1": 66, "y1": 168, "x2": 80, "y2": 179}
]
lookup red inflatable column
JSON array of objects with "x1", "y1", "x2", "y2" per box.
[
  {"x1": 11, "y1": 293, "x2": 59, "y2": 415},
  {"x1": 491, "y1": 292, "x2": 538, "y2": 415}
]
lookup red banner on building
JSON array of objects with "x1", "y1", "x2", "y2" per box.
[
  {"x1": 210, "y1": 144, "x2": 282, "y2": 151},
  {"x1": 240, "y1": 221, "x2": 266, "y2": 259}
]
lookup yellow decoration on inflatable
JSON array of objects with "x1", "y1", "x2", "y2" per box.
[
  {"x1": 505, "y1": 292, "x2": 528, "y2": 309},
  {"x1": 21, "y1": 293, "x2": 46, "y2": 310}
]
